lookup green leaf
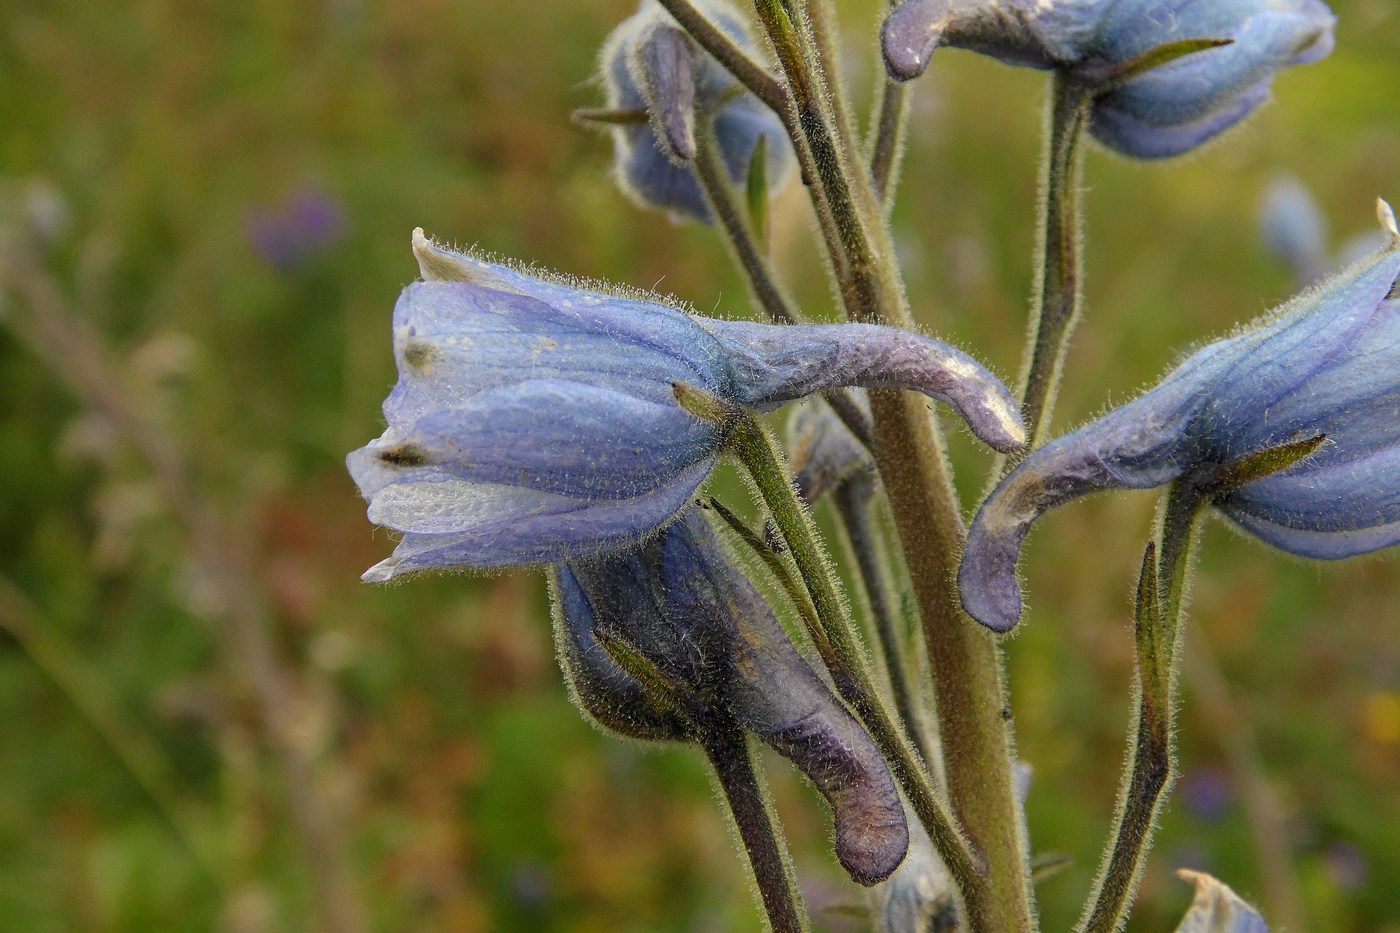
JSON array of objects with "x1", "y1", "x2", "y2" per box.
[
  {"x1": 1087, "y1": 37, "x2": 1235, "y2": 93},
  {"x1": 1207, "y1": 432, "x2": 1328, "y2": 495},
  {"x1": 570, "y1": 107, "x2": 651, "y2": 127}
]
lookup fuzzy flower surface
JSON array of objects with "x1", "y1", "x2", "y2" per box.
[
  {"x1": 551, "y1": 509, "x2": 910, "y2": 886},
  {"x1": 347, "y1": 233, "x2": 1023, "y2": 581},
  {"x1": 883, "y1": 0, "x2": 1335, "y2": 158},
  {"x1": 960, "y1": 205, "x2": 1400, "y2": 632},
  {"x1": 602, "y1": 0, "x2": 792, "y2": 221}
]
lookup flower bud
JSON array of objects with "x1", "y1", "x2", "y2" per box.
[
  {"x1": 550, "y1": 564, "x2": 692, "y2": 743},
  {"x1": 556, "y1": 510, "x2": 910, "y2": 885}
]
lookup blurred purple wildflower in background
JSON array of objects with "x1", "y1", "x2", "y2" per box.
[
  {"x1": 246, "y1": 184, "x2": 347, "y2": 271},
  {"x1": 1323, "y1": 841, "x2": 1369, "y2": 890},
  {"x1": 1181, "y1": 767, "x2": 1234, "y2": 823}
]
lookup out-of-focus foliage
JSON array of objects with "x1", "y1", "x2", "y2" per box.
[{"x1": 0, "y1": 0, "x2": 1396, "y2": 930}]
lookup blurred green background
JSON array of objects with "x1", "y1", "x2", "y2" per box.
[{"x1": 1, "y1": 0, "x2": 1397, "y2": 930}]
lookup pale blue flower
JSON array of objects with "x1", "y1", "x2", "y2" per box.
[
  {"x1": 1259, "y1": 173, "x2": 1329, "y2": 286},
  {"x1": 602, "y1": 0, "x2": 792, "y2": 221},
  {"x1": 552, "y1": 509, "x2": 910, "y2": 885},
  {"x1": 1174, "y1": 870, "x2": 1270, "y2": 932},
  {"x1": 960, "y1": 206, "x2": 1400, "y2": 632},
  {"x1": 882, "y1": 0, "x2": 1335, "y2": 158},
  {"x1": 348, "y1": 233, "x2": 1023, "y2": 580}
]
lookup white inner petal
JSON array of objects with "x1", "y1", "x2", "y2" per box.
[{"x1": 368, "y1": 480, "x2": 580, "y2": 534}]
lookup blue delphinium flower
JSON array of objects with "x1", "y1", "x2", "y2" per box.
[
  {"x1": 602, "y1": 0, "x2": 792, "y2": 221},
  {"x1": 347, "y1": 232, "x2": 1023, "y2": 581},
  {"x1": 959, "y1": 204, "x2": 1400, "y2": 632},
  {"x1": 552, "y1": 509, "x2": 910, "y2": 885},
  {"x1": 882, "y1": 0, "x2": 1335, "y2": 158}
]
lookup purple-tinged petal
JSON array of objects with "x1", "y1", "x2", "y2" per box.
[
  {"x1": 728, "y1": 634, "x2": 910, "y2": 886},
  {"x1": 706, "y1": 319, "x2": 1026, "y2": 452},
  {"x1": 407, "y1": 235, "x2": 730, "y2": 389},
  {"x1": 1091, "y1": 81, "x2": 1270, "y2": 159},
  {"x1": 882, "y1": 0, "x2": 1094, "y2": 79},
  {"x1": 371, "y1": 381, "x2": 717, "y2": 501},
  {"x1": 882, "y1": 0, "x2": 952, "y2": 81},
  {"x1": 883, "y1": 0, "x2": 1335, "y2": 159},
  {"x1": 1219, "y1": 444, "x2": 1400, "y2": 557},
  {"x1": 1100, "y1": 12, "x2": 1313, "y2": 126}
]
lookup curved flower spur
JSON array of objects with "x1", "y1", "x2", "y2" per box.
[
  {"x1": 347, "y1": 232, "x2": 1024, "y2": 580},
  {"x1": 882, "y1": 0, "x2": 1335, "y2": 158},
  {"x1": 552, "y1": 509, "x2": 910, "y2": 887},
  {"x1": 960, "y1": 202, "x2": 1400, "y2": 633}
]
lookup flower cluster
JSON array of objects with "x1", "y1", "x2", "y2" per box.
[{"x1": 340, "y1": 0, "x2": 1400, "y2": 926}]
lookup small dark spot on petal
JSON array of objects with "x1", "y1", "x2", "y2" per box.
[
  {"x1": 378, "y1": 443, "x2": 431, "y2": 467},
  {"x1": 402, "y1": 339, "x2": 439, "y2": 370}
]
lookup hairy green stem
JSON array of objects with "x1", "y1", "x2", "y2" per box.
[
  {"x1": 0, "y1": 578, "x2": 224, "y2": 889},
  {"x1": 1019, "y1": 74, "x2": 1091, "y2": 450},
  {"x1": 725, "y1": 413, "x2": 982, "y2": 899},
  {"x1": 701, "y1": 727, "x2": 811, "y2": 933},
  {"x1": 744, "y1": 3, "x2": 1036, "y2": 928},
  {"x1": 834, "y1": 481, "x2": 933, "y2": 768},
  {"x1": 706, "y1": 498, "x2": 839, "y2": 670},
  {"x1": 1078, "y1": 485, "x2": 1205, "y2": 933},
  {"x1": 868, "y1": 0, "x2": 911, "y2": 207},
  {"x1": 869, "y1": 77, "x2": 911, "y2": 206}
]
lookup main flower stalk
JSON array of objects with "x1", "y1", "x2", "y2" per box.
[{"x1": 740, "y1": 1, "x2": 1037, "y2": 928}]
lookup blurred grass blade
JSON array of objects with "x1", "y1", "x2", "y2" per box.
[{"x1": 0, "y1": 576, "x2": 225, "y2": 889}]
